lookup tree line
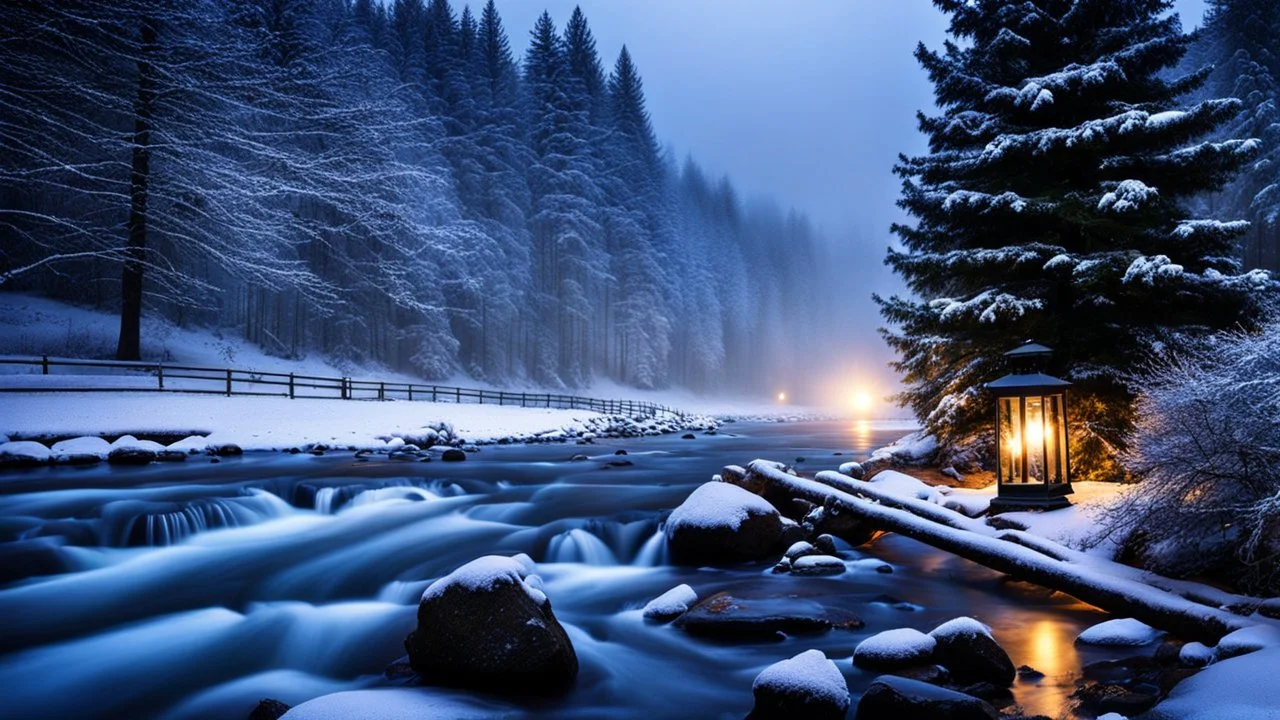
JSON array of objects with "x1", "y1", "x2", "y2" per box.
[{"x1": 0, "y1": 0, "x2": 827, "y2": 393}]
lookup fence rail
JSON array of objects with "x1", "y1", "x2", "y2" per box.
[{"x1": 0, "y1": 356, "x2": 687, "y2": 419}]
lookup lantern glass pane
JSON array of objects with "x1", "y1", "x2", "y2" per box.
[
  {"x1": 998, "y1": 396, "x2": 1020, "y2": 483},
  {"x1": 1025, "y1": 396, "x2": 1046, "y2": 484},
  {"x1": 1045, "y1": 394, "x2": 1063, "y2": 484}
]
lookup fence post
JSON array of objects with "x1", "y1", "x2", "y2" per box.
[
  {"x1": 479, "y1": 390, "x2": 484, "y2": 405},
  {"x1": 408, "y1": 385, "x2": 414, "y2": 401},
  {"x1": 379, "y1": 382, "x2": 385, "y2": 401},
  {"x1": 521, "y1": 392, "x2": 527, "y2": 408},
  {"x1": 432, "y1": 386, "x2": 437, "y2": 402},
  {"x1": 288, "y1": 373, "x2": 295, "y2": 399},
  {"x1": 226, "y1": 369, "x2": 232, "y2": 396},
  {"x1": 341, "y1": 377, "x2": 348, "y2": 400},
  {"x1": 41, "y1": 355, "x2": 49, "y2": 375},
  {"x1": 157, "y1": 364, "x2": 164, "y2": 390},
  {"x1": 456, "y1": 387, "x2": 461, "y2": 403}
]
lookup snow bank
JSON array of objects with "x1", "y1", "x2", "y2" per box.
[
  {"x1": 853, "y1": 628, "x2": 936, "y2": 667},
  {"x1": 1076, "y1": 618, "x2": 1162, "y2": 646},
  {"x1": 49, "y1": 436, "x2": 110, "y2": 461},
  {"x1": 666, "y1": 482, "x2": 777, "y2": 531},
  {"x1": 867, "y1": 431, "x2": 937, "y2": 466},
  {"x1": 752, "y1": 649, "x2": 849, "y2": 706},
  {"x1": 1147, "y1": 648, "x2": 1280, "y2": 720},
  {"x1": 0, "y1": 440, "x2": 51, "y2": 464},
  {"x1": 421, "y1": 554, "x2": 543, "y2": 605},
  {"x1": 642, "y1": 584, "x2": 697, "y2": 621},
  {"x1": 1214, "y1": 624, "x2": 1280, "y2": 660},
  {"x1": 281, "y1": 688, "x2": 515, "y2": 720}
]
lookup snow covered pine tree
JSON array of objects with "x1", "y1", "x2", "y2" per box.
[{"x1": 878, "y1": 0, "x2": 1278, "y2": 481}]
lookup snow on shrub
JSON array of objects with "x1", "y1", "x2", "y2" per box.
[{"x1": 1097, "y1": 320, "x2": 1280, "y2": 594}]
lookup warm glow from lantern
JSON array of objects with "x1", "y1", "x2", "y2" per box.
[{"x1": 1006, "y1": 418, "x2": 1050, "y2": 458}]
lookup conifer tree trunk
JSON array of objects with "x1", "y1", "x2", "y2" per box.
[{"x1": 116, "y1": 18, "x2": 157, "y2": 361}]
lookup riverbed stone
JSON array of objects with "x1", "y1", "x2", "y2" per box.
[
  {"x1": 853, "y1": 628, "x2": 936, "y2": 672},
  {"x1": 803, "y1": 497, "x2": 875, "y2": 547},
  {"x1": 674, "y1": 592, "x2": 862, "y2": 640},
  {"x1": 247, "y1": 698, "x2": 290, "y2": 720},
  {"x1": 749, "y1": 649, "x2": 850, "y2": 720},
  {"x1": 790, "y1": 554, "x2": 845, "y2": 576},
  {"x1": 440, "y1": 448, "x2": 466, "y2": 462},
  {"x1": 665, "y1": 482, "x2": 785, "y2": 565},
  {"x1": 929, "y1": 617, "x2": 1015, "y2": 686},
  {"x1": 107, "y1": 447, "x2": 156, "y2": 465},
  {"x1": 404, "y1": 554, "x2": 578, "y2": 694},
  {"x1": 855, "y1": 675, "x2": 999, "y2": 720}
]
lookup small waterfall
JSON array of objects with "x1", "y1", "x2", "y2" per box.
[
  {"x1": 301, "y1": 479, "x2": 458, "y2": 515},
  {"x1": 102, "y1": 490, "x2": 294, "y2": 547},
  {"x1": 632, "y1": 528, "x2": 669, "y2": 567},
  {"x1": 546, "y1": 528, "x2": 620, "y2": 565}
]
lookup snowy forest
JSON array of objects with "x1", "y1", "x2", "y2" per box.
[{"x1": 0, "y1": 0, "x2": 828, "y2": 392}]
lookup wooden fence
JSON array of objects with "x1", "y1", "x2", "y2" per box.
[{"x1": 0, "y1": 356, "x2": 687, "y2": 418}]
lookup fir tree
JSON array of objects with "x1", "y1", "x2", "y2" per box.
[{"x1": 880, "y1": 0, "x2": 1277, "y2": 481}]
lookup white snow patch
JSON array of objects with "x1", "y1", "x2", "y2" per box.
[
  {"x1": 1179, "y1": 641, "x2": 1215, "y2": 667},
  {"x1": 929, "y1": 616, "x2": 992, "y2": 640},
  {"x1": 785, "y1": 541, "x2": 816, "y2": 559},
  {"x1": 1215, "y1": 624, "x2": 1280, "y2": 660},
  {"x1": 1098, "y1": 179, "x2": 1159, "y2": 213},
  {"x1": 421, "y1": 554, "x2": 543, "y2": 604},
  {"x1": 853, "y1": 628, "x2": 936, "y2": 665},
  {"x1": 791, "y1": 555, "x2": 845, "y2": 573},
  {"x1": 109, "y1": 435, "x2": 166, "y2": 452},
  {"x1": 667, "y1": 481, "x2": 777, "y2": 531},
  {"x1": 752, "y1": 649, "x2": 849, "y2": 708},
  {"x1": 1076, "y1": 618, "x2": 1162, "y2": 646},
  {"x1": 642, "y1": 584, "x2": 697, "y2": 620},
  {"x1": 1147, "y1": 648, "x2": 1280, "y2": 720},
  {"x1": 868, "y1": 432, "x2": 937, "y2": 466},
  {"x1": 167, "y1": 435, "x2": 210, "y2": 454}
]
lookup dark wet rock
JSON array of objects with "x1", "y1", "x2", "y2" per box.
[
  {"x1": 666, "y1": 482, "x2": 785, "y2": 565},
  {"x1": 604, "y1": 459, "x2": 633, "y2": 468},
  {"x1": 212, "y1": 443, "x2": 243, "y2": 457},
  {"x1": 896, "y1": 664, "x2": 950, "y2": 685},
  {"x1": 814, "y1": 534, "x2": 838, "y2": 555},
  {"x1": 675, "y1": 592, "x2": 862, "y2": 640},
  {"x1": 155, "y1": 450, "x2": 187, "y2": 462},
  {"x1": 930, "y1": 618, "x2": 1015, "y2": 686},
  {"x1": 780, "y1": 522, "x2": 806, "y2": 548},
  {"x1": 855, "y1": 675, "x2": 999, "y2": 720},
  {"x1": 247, "y1": 698, "x2": 291, "y2": 720},
  {"x1": 720, "y1": 464, "x2": 761, "y2": 494},
  {"x1": 788, "y1": 498, "x2": 817, "y2": 520},
  {"x1": 107, "y1": 447, "x2": 156, "y2": 465},
  {"x1": 1073, "y1": 682, "x2": 1159, "y2": 716},
  {"x1": 1154, "y1": 639, "x2": 1185, "y2": 665},
  {"x1": 1258, "y1": 597, "x2": 1280, "y2": 619},
  {"x1": 771, "y1": 558, "x2": 791, "y2": 574},
  {"x1": 876, "y1": 564, "x2": 894, "y2": 574},
  {"x1": 957, "y1": 682, "x2": 1013, "y2": 707},
  {"x1": 682, "y1": 433, "x2": 696, "y2": 440},
  {"x1": 795, "y1": 456, "x2": 806, "y2": 463},
  {"x1": 1016, "y1": 665, "x2": 1044, "y2": 681},
  {"x1": 614, "y1": 449, "x2": 628, "y2": 455},
  {"x1": 440, "y1": 448, "x2": 466, "y2": 462},
  {"x1": 803, "y1": 497, "x2": 875, "y2": 547},
  {"x1": 382, "y1": 654, "x2": 419, "y2": 685},
  {"x1": 570, "y1": 454, "x2": 589, "y2": 462},
  {"x1": 748, "y1": 649, "x2": 850, "y2": 720},
  {"x1": 404, "y1": 555, "x2": 577, "y2": 695}
]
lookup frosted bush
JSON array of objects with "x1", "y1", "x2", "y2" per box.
[{"x1": 1098, "y1": 320, "x2": 1280, "y2": 593}]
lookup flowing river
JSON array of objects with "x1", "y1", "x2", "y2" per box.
[{"x1": 0, "y1": 421, "x2": 1133, "y2": 719}]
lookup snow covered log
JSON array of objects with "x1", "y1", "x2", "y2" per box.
[{"x1": 742, "y1": 460, "x2": 1254, "y2": 643}]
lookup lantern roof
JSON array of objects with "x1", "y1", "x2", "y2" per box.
[
  {"x1": 985, "y1": 372, "x2": 1072, "y2": 393},
  {"x1": 1003, "y1": 341, "x2": 1054, "y2": 358}
]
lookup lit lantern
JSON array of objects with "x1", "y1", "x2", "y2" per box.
[{"x1": 985, "y1": 341, "x2": 1073, "y2": 510}]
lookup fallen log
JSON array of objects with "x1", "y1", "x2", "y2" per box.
[{"x1": 742, "y1": 460, "x2": 1254, "y2": 644}]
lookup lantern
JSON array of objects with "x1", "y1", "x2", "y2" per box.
[{"x1": 985, "y1": 341, "x2": 1073, "y2": 510}]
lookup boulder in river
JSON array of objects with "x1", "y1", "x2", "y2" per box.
[
  {"x1": 802, "y1": 497, "x2": 875, "y2": 547},
  {"x1": 665, "y1": 482, "x2": 784, "y2": 565},
  {"x1": 0, "y1": 440, "x2": 52, "y2": 468},
  {"x1": 642, "y1": 583, "x2": 698, "y2": 622},
  {"x1": 675, "y1": 592, "x2": 862, "y2": 641},
  {"x1": 789, "y1": 555, "x2": 845, "y2": 577},
  {"x1": 853, "y1": 628, "x2": 936, "y2": 672},
  {"x1": 404, "y1": 553, "x2": 578, "y2": 694},
  {"x1": 749, "y1": 649, "x2": 850, "y2": 720},
  {"x1": 928, "y1": 617, "x2": 1014, "y2": 686},
  {"x1": 855, "y1": 675, "x2": 999, "y2": 720},
  {"x1": 247, "y1": 698, "x2": 290, "y2": 720},
  {"x1": 440, "y1": 448, "x2": 467, "y2": 462}
]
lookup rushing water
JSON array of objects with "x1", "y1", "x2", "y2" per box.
[{"x1": 0, "y1": 421, "x2": 1133, "y2": 719}]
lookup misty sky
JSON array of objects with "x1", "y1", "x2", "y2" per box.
[{"x1": 493, "y1": 0, "x2": 1209, "y2": 412}]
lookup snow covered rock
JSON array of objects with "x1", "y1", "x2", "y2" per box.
[
  {"x1": 675, "y1": 592, "x2": 862, "y2": 640},
  {"x1": 1146, "y1": 647, "x2": 1280, "y2": 720},
  {"x1": 642, "y1": 584, "x2": 697, "y2": 622},
  {"x1": 665, "y1": 482, "x2": 784, "y2": 565},
  {"x1": 852, "y1": 628, "x2": 937, "y2": 671},
  {"x1": 789, "y1": 555, "x2": 845, "y2": 577},
  {"x1": 750, "y1": 649, "x2": 850, "y2": 720},
  {"x1": 854, "y1": 675, "x2": 999, "y2": 720},
  {"x1": 802, "y1": 500, "x2": 875, "y2": 547},
  {"x1": 1076, "y1": 618, "x2": 1162, "y2": 647},
  {"x1": 784, "y1": 541, "x2": 818, "y2": 560},
  {"x1": 404, "y1": 554, "x2": 578, "y2": 694},
  {"x1": 1178, "y1": 641, "x2": 1214, "y2": 668},
  {"x1": 928, "y1": 617, "x2": 1014, "y2": 686},
  {"x1": 49, "y1": 436, "x2": 110, "y2": 464},
  {"x1": 837, "y1": 461, "x2": 865, "y2": 479},
  {"x1": 440, "y1": 448, "x2": 466, "y2": 462},
  {"x1": 0, "y1": 440, "x2": 51, "y2": 468},
  {"x1": 1214, "y1": 624, "x2": 1280, "y2": 660},
  {"x1": 281, "y1": 688, "x2": 513, "y2": 720}
]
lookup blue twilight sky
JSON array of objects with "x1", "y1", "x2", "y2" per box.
[{"x1": 490, "y1": 0, "x2": 1209, "y2": 409}]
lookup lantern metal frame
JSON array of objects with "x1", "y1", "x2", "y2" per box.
[{"x1": 985, "y1": 342, "x2": 1074, "y2": 511}]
